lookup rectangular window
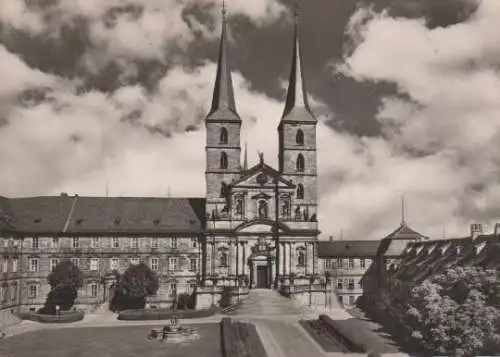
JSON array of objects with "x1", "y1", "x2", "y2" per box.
[
  {"x1": 72, "y1": 237, "x2": 79, "y2": 248},
  {"x1": 110, "y1": 258, "x2": 119, "y2": 270},
  {"x1": 90, "y1": 258, "x2": 99, "y2": 271},
  {"x1": 151, "y1": 237, "x2": 159, "y2": 249},
  {"x1": 112, "y1": 237, "x2": 119, "y2": 248},
  {"x1": 12, "y1": 258, "x2": 18, "y2": 273},
  {"x1": 358, "y1": 280, "x2": 363, "y2": 289},
  {"x1": 131, "y1": 238, "x2": 139, "y2": 249},
  {"x1": 324, "y1": 259, "x2": 332, "y2": 270},
  {"x1": 51, "y1": 237, "x2": 59, "y2": 249},
  {"x1": 336, "y1": 258, "x2": 343, "y2": 268},
  {"x1": 191, "y1": 238, "x2": 197, "y2": 248},
  {"x1": 151, "y1": 258, "x2": 159, "y2": 271},
  {"x1": 91, "y1": 237, "x2": 100, "y2": 248},
  {"x1": 168, "y1": 257, "x2": 178, "y2": 272},
  {"x1": 50, "y1": 258, "x2": 59, "y2": 271},
  {"x1": 29, "y1": 258, "x2": 39, "y2": 272},
  {"x1": 130, "y1": 257, "x2": 140, "y2": 266},
  {"x1": 360, "y1": 258, "x2": 366, "y2": 269},
  {"x1": 348, "y1": 258, "x2": 354, "y2": 269},
  {"x1": 11, "y1": 283, "x2": 17, "y2": 302},
  {"x1": 2, "y1": 259, "x2": 8, "y2": 273},
  {"x1": 189, "y1": 258, "x2": 197, "y2": 272},
  {"x1": 91, "y1": 283, "x2": 98, "y2": 297},
  {"x1": 336, "y1": 279, "x2": 343, "y2": 290},
  {"x1": 170, "y1": 238, "x2": 177, "y2": 249},
  {"x1": 1, "y1": 286, "x2": 6, "y2": 302},
  {"x1": 29, "y1": 285, "x2": 38, "y2": 299},
  {"x1": 169, "y1": 283, "x2": 177, "y2": 297},
  {"x1": 348, "y1": 295, "x2": 355, "y2": 305},
  {"x1": 348, "y1": 279, "x2": 355, "y2": 290},
  {"x1": 32, "y1": 237, "x2": 39, "y2": 249},
  {"x1": 71, "y1": 258, "x2": 79, "y2": 268}
]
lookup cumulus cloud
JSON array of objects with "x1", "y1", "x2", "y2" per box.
[
  {"x1": 3, "y1": 0, "x2": 500, "y2": 241},
  {"x1": 326, "y1": 0, "x2": 500, "y2": 238},
  {"x1": 0, "y1": 0, "x2": 287, "y2": 74}
]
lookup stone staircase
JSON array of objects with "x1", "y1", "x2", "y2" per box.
[{"x1": 229, "y1": 289, "x2": 316, "y2": 317}]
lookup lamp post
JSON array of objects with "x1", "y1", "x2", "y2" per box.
[{"x1": 273, "y1": 178, "x2": 280, "y2": 289}]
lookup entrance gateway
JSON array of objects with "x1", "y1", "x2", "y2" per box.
[{"x1": 248, "y1": 237, "x2": 275, "y2": 289}]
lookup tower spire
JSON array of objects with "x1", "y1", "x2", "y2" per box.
[
  {"x1": 208, "y1": 0, "x2": 237, "y2": 117},
  {"x1": 281, "y1": 0, "x2": 313, "y2": 120},
  {"x1": 401, "y1": 195, "x2": 406, "y2": 226},
  {"x1": 243, "y1": 141, "x2": 248, "y2": 170}
]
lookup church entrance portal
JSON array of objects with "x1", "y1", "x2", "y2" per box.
[
  {"x1": 250, "y1": 255, "x2": 272, "y2": 289},
  {"x1": 256, "y1": 265, "x2": 269, "y2": 288}
]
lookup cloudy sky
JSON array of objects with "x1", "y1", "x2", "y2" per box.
[{"x1": 1, "y1": 0, "x2": 500, "y2": 240}]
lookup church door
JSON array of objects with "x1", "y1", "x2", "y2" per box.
[{"x1": 256, "y1": 265, "x2": 268, "y2": 288}]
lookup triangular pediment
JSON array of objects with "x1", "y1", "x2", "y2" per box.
[{"x1": 231, "y1": 163, "x2": 295, "y2": 189}]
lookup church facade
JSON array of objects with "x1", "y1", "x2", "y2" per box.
[{"x1": 0, "y1": 9, "x2": 320, "y2": 319}]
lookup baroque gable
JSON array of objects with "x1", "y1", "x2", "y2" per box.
[{"x1": 231, "y1": 163, "x2": 295, "y2": 191}]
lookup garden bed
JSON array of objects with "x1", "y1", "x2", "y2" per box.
[
  {"x1": 220, "y1": 317, "x2": 267, "y2": 357},
  {"x1": 117, "y1": 307, "x2": 217, "y2": 321},
  {"x1": 318, "y1": 314, "x2": 401, "y2": 354},
  {"x1": 298, "y1": 319, "x2": 349, "y2": 352},
  {"x1": 17, "y1": 310, "x2": 85, "y2": 323}
]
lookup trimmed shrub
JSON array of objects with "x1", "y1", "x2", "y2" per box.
[
  {"x1": 221, "y1": 317, "x2": 268, "y2": 357},
  {"x1": 219, "y1": 286, "x2": 232, "y2": 308},
  {"x1": 117, "y1": 306, "x2": 217, "y2": 321},
  {"x1": 18, "y1": 310, "x2": 84, "y2": 323}
]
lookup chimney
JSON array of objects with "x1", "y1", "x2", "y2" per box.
[
  {"x1": 470, "y1": 223, "x2": 483, "y2": 240},
  {"x1": 329, "y1": 235, "x2": 334, "y2": 242},
  {"x1": 494, "y1": 223, "x2": 500, "y2": 237}
]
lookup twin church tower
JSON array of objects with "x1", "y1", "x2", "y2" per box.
[{"x1": 202, "y1": 5, "x2": 319, "y2": 287}]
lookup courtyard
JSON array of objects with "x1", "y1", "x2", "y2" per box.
[{"x1": 0, "y1": 324, "x2": 221, "y2": 357}]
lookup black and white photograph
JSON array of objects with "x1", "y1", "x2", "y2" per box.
[{"x1": 0, "y1": 0, "x2": 499, "y2": 356}]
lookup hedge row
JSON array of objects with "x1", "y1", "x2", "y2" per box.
[
  {"x1": 117, "y1": 307, "x2": 217, "y2": 321},
  {"x1": 18, "y1": 310, "x2": 85, "y2": 323},
  {"x1": 221, "y1": 317, "x2": 268, "y2": 357}
]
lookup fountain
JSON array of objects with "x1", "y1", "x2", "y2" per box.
[{"x1": 148, "y1": 315, "x2": 200, "y2": 344}]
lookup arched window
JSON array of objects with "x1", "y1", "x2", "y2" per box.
[
  {"x1": 258, "y1": 200, "x2": 268, "y2": 218},
  {"x1": 220, "y1": 152, "x2": 228, "y2": 169},
  {"x1": 296, "y1": 183, "x2": 304, "y2": 199},
  {"x1": 219, "y1": 127, "x2": 228, "y2": 144},
  {"x1": 296, "y1": 129, "x2": 304, "y2": 145},
  {"x1": 220, "y1": 182, "x2": 227, "y2": 197},
  {"x1": 219, "y1": 252, "x2": 228, "y2": 267},
  {"x1": 296, "y1": 154, "x2": 304, "y2": 172},
  {"x1": 297, "y1": 251, "x2": 305, "y2": 266}
]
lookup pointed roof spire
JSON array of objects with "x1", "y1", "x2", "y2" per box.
[
  {"x1": 243, "y1": 141, "x2": 248, "y2": 170},
  {"x1": 207, "y1": 1, "x2": 239, "y2": 120},
  {"x1": 401, "y1": 195, "x2": 407, "y2": 226},
  {"x1": 281, "y1": 0, "x2": 315, "y2": 122}
]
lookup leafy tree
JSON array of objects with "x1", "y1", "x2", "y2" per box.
[
  {"x1": 110, "y1": 263, "x2": 159, "y2": 311},
  {"x1": 402, "y1": 267, "x2": 500, "y2": 356},
  {"x1": 39, "y1": 259, "x2": 83, "y2": 314}
]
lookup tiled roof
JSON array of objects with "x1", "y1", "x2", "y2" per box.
[
  {"x1": 377, "y1": 223, "x2": 427, "y2": 257},
  {"x1": 0, "y1": 197, "x2": 15, "y2": 231},
  {"x1": 318, "y1": 240, "x2": 381, "y2": 258},
  {"x1": 3, "y1": 196, "x2": 205, "y2": 234}
]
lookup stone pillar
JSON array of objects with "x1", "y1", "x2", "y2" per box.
[
  {"x1": 241, "y1": 243, "x2": 246, "y2": 276},
  {"x1": 305, "y1": 242, "x2": 309, "y2": 275},
  {"x1": 289, "y1": 243, "x2": 294, "y2": 274}
]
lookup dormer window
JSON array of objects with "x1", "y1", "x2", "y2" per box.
[
  {"x1": 296, "y1": 154, "x2": 304, "y2": 172},
  {"x1": 219, "y1": 127, "x2": 228, "y2": 144},
  {"x1": 296, "y1": 129, "x2": 304, "y2": 145}
]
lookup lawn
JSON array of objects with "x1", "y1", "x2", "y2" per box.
[{"x1": 0, "y1": 324, "x2": 221, "y2": 357}]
